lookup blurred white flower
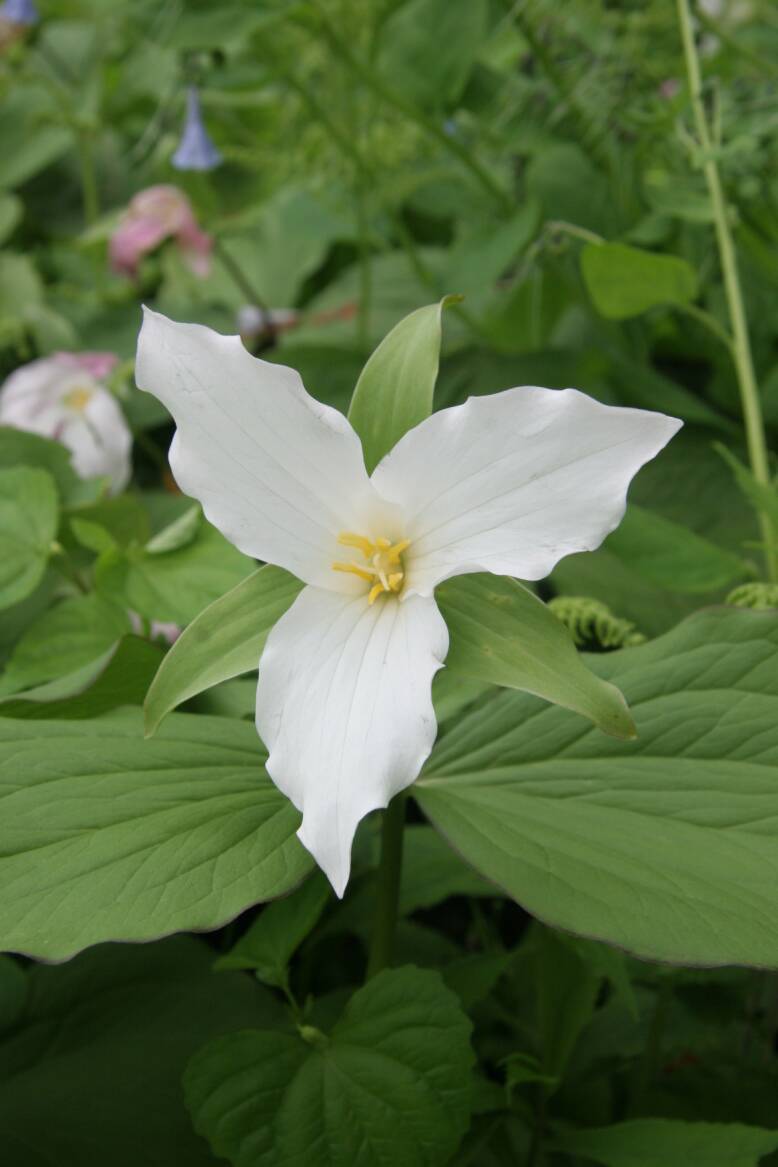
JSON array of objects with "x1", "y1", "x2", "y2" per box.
[
  {"x1": 0, "y1": 352, "x2": 132, "y2": 493},
  {"x1": 137, "y1": 309, "x2": 681, "y2": 895}
]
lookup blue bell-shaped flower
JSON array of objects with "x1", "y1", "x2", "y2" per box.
[
  {"x1": 0, "y1": 0, "x2": 39, "y2": 24},
  {"x1": 171, "y1": 86, "x2": 222, "y2": 172}
]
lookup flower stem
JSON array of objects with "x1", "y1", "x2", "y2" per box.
[
  {"x1": 212, "y1": 237, "x2": 268, "y2": 311},
  {"x1": 366, "y1": 793, "x2": 406, "y2": 979},
  {"x1": 76, "y1": 131, "x2": 100, "y2": 229},
  {"x1": 677, "y1": 0, "x2": 776, "y2": 581}
]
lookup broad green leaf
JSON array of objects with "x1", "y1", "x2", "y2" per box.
[
  {"x1": 378, "y1": 0, "x2": 488, "y2": 108},
  {"x1": 715, "y1": 443, "x2": 778, "y2": 529},
  {"x1": 0, "y1": 636, "x2": 163, "y2": 719},
  {"x1": 348, "y1": 297, "x2": 458, "y2": 474},
  {"x1": 437, "y1": 573, "x2": 636, "y2": 739},
  {"x1": 98, "y1": 521, "x2": 254, "y2": 624},
  {"x1": 0, "y1": 467, "x2": 58, "y2": 610},
  {"x1": 0, "y1": 426, "x2": 80, "y2": 501},
  {"x1": 605, "y1": 505, "x2": 749, "y2": 593},
  {"x1": 0, "y1": 937, "x2": 284, "y2": 1167},
  {"x1": 146, "y1": 503, "x2": 201, "y2": 554},
  {"x1": 581, "y1": 242, "x2": 698, "y2": 319},
  {"x1": 184, "y1": 966, "x2": 474, "y2": 1167},
  {"x1": 443, "y1": 953, "x2": 512, "y2": 1010},
  {"x1": 534, "y1": 926, "x2": 600, "y2": 1084},
  {"x1": 443, "y1": 200, "x2": 540, "y2": 301},
  {"x1": 0, "y1": 86, "x2": 72, "y2": 190},
  {"x1": 416, "y1": 608, "x2": 778, "y2": 966},
  {"x1": 215, "y1": 871, "x2": 330, "y2": 983},
  {"x1": 0, "y1": 710, "x2": 311, "y2": 959},
  {"x1": 68, "y1": 494, "x2": 151, "y2": 551},
  {"x1": 0, "y1": 593, "x2": 131, "y2": 696},
  {"x1": 144, "y1": 565, "x2": 303, "y2": 735},
  {"x1": 0, "y1": 194, "x2": 22, "y2": 244},
  {"x1": 554, "y1": 1119, "x2": 778, "y2": 1167}
]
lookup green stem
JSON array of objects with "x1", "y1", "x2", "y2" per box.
[
  {"x1": 366, "y1": 793, "x2": 406, "y2": 979},
  {"x1": 630, "y1": 976, "x2": 672, "y2": 1115},
  {"x1": 526, "y1": 1086, "x2": 547, "y2": 1167},
  {"x1": 309, "y1": 3, "x2": 512, "y2": 212},
  {"x1": 677, "y1": 0, "x2": 776, "y2": 581},
  {"x1": 76, "y1": 131, "x2": 100, "y2": 229},
  {"x1": 212, "y1": 237, "x2": 268, "y2": 311}
]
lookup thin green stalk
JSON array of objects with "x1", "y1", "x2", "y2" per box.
[
  {"x1": 630, "y1": 976, "x2": 672, "y2": 1115},
  {"x1": 366, "y1": 793, "x2": 406, "y2": 979},
  {"x1": 76, "y1": 131, "x2": 100, "y2": 229},
  {"x1": 212, "y1": 237, "x2": 268, "y2": 311},
  {"x1": 677, "y1": 0, "x2": 776, "y2": 580}
]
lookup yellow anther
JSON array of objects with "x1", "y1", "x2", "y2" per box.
[
  {"x1": 334, "y1": 531, "x2": 411, "y2": 603},
  {"x1": 332, "y1": 561, "x2": 376, "y2": 583},
  {"x1": 338, "y1": 533, "x2": 376, "y2": 557}
]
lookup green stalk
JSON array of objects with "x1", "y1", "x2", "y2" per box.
[
  {"x1": 76, "y1": 131, "x2": 100, "y2": 229},
  {"x1": 212, "y1": 237, "x2": 268, "y2": 311},
  {"x1": 366, "y1": 793, "x2": 406, "y2": 978},
  {"x1": 677, "y1": 0, "x2": 776, "y2": 580}
]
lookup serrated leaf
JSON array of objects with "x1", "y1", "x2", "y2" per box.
[
  {"x1": 348, "y1": 297, "x2": 458, "y2": 474},
  {"x1": 437, "y1": 573, "x2": 636, "y2": 739},
  {"x1": 185, "y1": 966, "x2": 474, "y2": 1167},
  {"x1": 144, "y1": 565, "x2": 303, "y2": 735},
  {"x1": 0, "y1": 710, "x2": 311, "y2": 959},
  {"x1": 581, "y1": 242, "x2": 697, "y2": 319},
  {"x1": 416, "y1": 608, "x2": 778, "y2": 966},
  {"x1": 0, "y1": 467, "x2": 58, "y2": 610}
]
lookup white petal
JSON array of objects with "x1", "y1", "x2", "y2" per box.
[
  {"x1": 255, "y1": 587, "x2": 448, "y2": 895},
  {"x1": 135, "y1": 309, "x2": 387, "y2": 591},
  {"x1": 372, "y1": 387, "x2": 682, "y2": 595},
  {"x1": 69, "y1": 388, "x2": 133, "y2": 494}
]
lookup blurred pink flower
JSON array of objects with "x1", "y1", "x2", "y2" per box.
[
  {"x1": 0, "y1": 352, "x2": 131, "y2": 493},
  {"x1": 128, "y1": 611, "x2": 181, "y2": 644},
  {"x1": 109, "y1": 185, "x2": 212, "y2": 279}
]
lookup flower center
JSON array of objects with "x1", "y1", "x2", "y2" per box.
[
  {"x1": 62, "y1": 385, "x2": 94, "y2": 412},
  {"x1": 333, "y1": 532, "x2": 410, "y2": 604}
]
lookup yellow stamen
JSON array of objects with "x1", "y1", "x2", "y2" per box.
[
  {"x1": 335, "y1": 530, "x2": 411, "y2": 603},
  {"x1": 62, "y1": 385, "x2": 93, "y2": 412},
  {"x1": 337, "y1": 533, "x2": 376, "y2": 557}
]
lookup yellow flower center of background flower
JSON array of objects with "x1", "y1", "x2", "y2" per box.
[
  {"x1": 62, "y1": 385, "x2": 94, "y2": 412},
  {"x1": 333, "y1": 533, "x2": 410, "y2": 604}
]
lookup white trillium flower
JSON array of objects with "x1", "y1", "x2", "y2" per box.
[
  {"x1": 0, "y1": 353, "x2": 132, "y2": 493},
  {"x1": 136, "y1": 309, "x2": 682, "y2": 895}
]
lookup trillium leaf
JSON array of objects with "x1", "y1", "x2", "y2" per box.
[
  {"x1": 0, "y1": 710, "x2": 311, "y2": 960},
  {"x1": 184, "y1": 966, "x2": 474, "y2": 1167},
  {"x1": 437, "y1": 573, "x2": 636, "y2": 739},
  {"x1": 581, "y1": 241, "x2": 698, "y2": 319},
  {"x1": 553, "y1": 1119, "x2": 778, "y2": 1167},
  {"x1": 603, "y1": 504, "x2": 750, "y2": 593},
  {"x1": 144, "y1": 565, "x2": 303, "y2": 736},
  {"x1": 416, "y1": 608, "x2": 778, "y2": 966},
  {"x1": 98, "y1": 520, "x2": 255, "y2": 625},
  {"x1": 0, "y1": 467, "x2": 58, "y2": 610},
  {"x1": 0, "y1": 592, "x2": 131, "y2": 696},
  {"x1": 377, "y1": 0, "x2": 488, "y2": 108},
  {"x1": 348, "y1": 297, "x2": 459, "y2": 474},
  {"x1": 0, "y1": 937, "x2": 284, "y2": 1167},
  {"x1": 0, "y1": 635, "x2": 163, "y2": 720}
]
